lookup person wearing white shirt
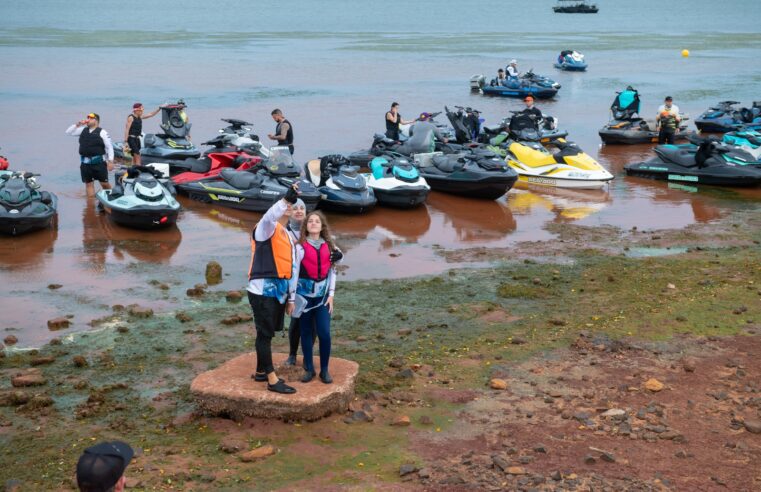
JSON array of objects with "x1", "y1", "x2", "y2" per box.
[
  {"x1": 506, "y1": 59, "x2": 519, "y2": 78},
  {"x1": 65, "y1": 112, "x2": 114, "y2": 197}
]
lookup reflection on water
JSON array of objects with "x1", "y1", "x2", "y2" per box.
[
  {"x1": 509, "y1": 185, "x2": 612, "y2": 223},
  {"x1": 427, "y1": 193, "x2": 516, "y2": 242},
  {"x1": 0, "y1": 225, "x2": 58, "y2": 269},
  {"x1": 80, "y1": 200, "x2": 182, "y2": 269}
]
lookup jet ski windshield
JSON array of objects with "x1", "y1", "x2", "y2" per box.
[
  {"x1": 160, "y1": 103, "x2": 191, "y2": 139},
  {"x1": 612, "y1": 87, "x2": 641, "y2": 120},
  {"x1": 509, "y1": 112, "x2": 541, "y2": 141}
]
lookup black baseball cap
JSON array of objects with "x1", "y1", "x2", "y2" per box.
[
  {"x1": 665, "y1": 96, "x2": 673, "y2": 101},
  {"x1": 76, "y1": 441, "x2": 134, "y2": 492}
]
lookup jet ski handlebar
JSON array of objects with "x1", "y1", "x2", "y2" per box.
[{"x1": 221, "y1": 118, "x2": 253, "y2": 128}]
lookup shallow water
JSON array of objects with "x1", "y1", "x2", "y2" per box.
[{"x1": 1, "y1": 0, "x2": 760, "y2": 343}]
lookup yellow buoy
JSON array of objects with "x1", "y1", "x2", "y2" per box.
[{"x1": 681, "y1": 49, "x2": 690, "y2": 57}]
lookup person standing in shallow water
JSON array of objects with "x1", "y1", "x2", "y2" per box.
[
  {"x1": 65, "y1": 112, "x2": 114, "y2": 197},
  {"x1": 247, "y1": 185, "x2": 300, "y2": 394},
  {"x1": 292, "y1": 211, "x2": 342, "y2": 384},
  {"x1": 268, "y1": 109, "x2": 294, "y2": 155},
  {"x1": 385, "y1": 102, "x2": 416, "y2": 141},
  {"x1": 123, "y1": 103, "x2": 160, "y2": 166}
]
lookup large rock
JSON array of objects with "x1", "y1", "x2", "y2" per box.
[{"x1": 191, "y1": 353, "x2": 359, "y2": 421}]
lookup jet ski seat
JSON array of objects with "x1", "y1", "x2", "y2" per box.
[
  {"x1": 432, "y1": 155, "x2": 464, "y2": 173},
  {"x1": 183, "y1": 157, "x2": 212, "y2": 174},
  {"x1": 219, "y1": 168, "x2": 264, "y2": 189},
  {"x1": 655, "y1": 146, "x2": 698, "y2": 168}
]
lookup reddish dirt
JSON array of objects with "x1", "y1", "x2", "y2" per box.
[{"x1": 405, "y1": 330, "x2": 761, "y2": 491}]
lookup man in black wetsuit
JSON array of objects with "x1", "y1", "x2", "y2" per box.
[
  {"x1": 268, "y1": 109, "x2": 294, "y2": 155},
  {"x1": 521, "y1": 95, "x2": 543, "y2": 121},
  {"x1": 123, "y1": 103, "x2": 160, "y2": 166}
]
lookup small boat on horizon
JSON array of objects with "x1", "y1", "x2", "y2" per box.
[{"x1": 553, "y1": 0, "x2": 599, "y2": 14}]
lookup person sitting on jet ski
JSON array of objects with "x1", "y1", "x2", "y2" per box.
[
  {"x1": 491, "y1": 69, "x2": 508, "y2": 87},
  {"x1": 506, "y1": 59, "x2": 519, "y2": 79},
  {"x1": 521, "y1": 95, "x2": 543, "y2": 121},
  {"x1": 406, "y1": 113, "x2": 448, "y2": 153}
]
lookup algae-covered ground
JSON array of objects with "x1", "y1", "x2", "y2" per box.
[{"x1": 1, "y1": 208, "x2": 761, "y2": 490}]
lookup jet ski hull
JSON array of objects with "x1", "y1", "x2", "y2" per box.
[
  {"x1": 599, "y1": 127, "x2": 693, "y2": 145},
  {"x1": 98, "y1": 203, "x2": 179, "y2": 229},
  {"x1": 516, "y1": 174, "x2": 611, "y2": 189},
  {"x1": 482, "y1": 85, "x2": 558, "y2": 99},
  {"x1": 178, "y1": 181, "x2": 321, "y2": 212},
  {"x1": 0, "y1": 212, "x2": 56, "y2": 236},
  {"x1": 318, "y1": 187, "x2": 376, "y2": 213},
  {"x1": 554, "y1": 62, "x2": 587, "y2": 71},
  {"x1": 624, "y1": 159, "x2": 761, "y2": 187},
  {"x1": 369, "y1": 185, "x2": 429, "y2": 208},
  {"x1": 419, "y1": 171, "x2": 517, "y2": 199}
]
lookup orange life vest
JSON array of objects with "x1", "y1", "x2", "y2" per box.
[{"x1": 248, "y1": 222, "x2": 292, "y2": 280}]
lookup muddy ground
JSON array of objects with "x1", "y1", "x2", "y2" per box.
[{"x1": 1, "y1": 208, "x2": 761, "y2": 491}]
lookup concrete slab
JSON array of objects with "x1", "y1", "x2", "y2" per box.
[{"x1": 191, "y1": 352, "x2": 359, "y2": 421}]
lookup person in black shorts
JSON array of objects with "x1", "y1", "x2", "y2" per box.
[
  {"x1": 65, "y1": 113, "x2": 115, "y2": 197},
  {"x1": 123, "y1": 103, "x2": 160, "y2": 166}
]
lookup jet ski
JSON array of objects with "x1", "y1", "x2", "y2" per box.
[
  {"x1": 207, "y1": 118, "x2": 269, "y2": 159},
  {"x1": 722, "y1": 129, "x2": 761, "y2": 159},
  {"x1": 367, "y1": 155, "x2": 430, "y2": 208},
  {"x1": 0, "y1": 171, "x2": 58, "y2": 236},
  {"x1": 500, "y1": 113, "x2": 612, "y2": 189},
  {"x1": 624, "y1": 139, "x2": 761, "y2": 187},
  {"x1": 172, "y1": 137, "x2": 263, "y2": 185},
  {"x1": 348, "y1": 111, "x2": 454, "y2": 167},
  {"x1": 480, "y1": 110, "x2": 567, "y2": 150},
  {"x1": 471, "y1": 70, "x2": 560, "y2": 99},
  {"x1": 96, "y1": 165, "x2": 180, "y2": 229},
  {"x1": 176, "y1": 147, "x2": 321, "y2": 212},
  {"x1": 305, "y1": 155, "x2": 376, "y2": 213},
  {"x1": 113, "y1": 101, "x2": 201, "y2": 166},
  {"x1": 554, "y1": 50, "x2": 587, "y2": 71},
  {"x1": 412, "y1": 148, "x2": 518, "y2": 199},
  {"x1": 695, "y1": 101, "x2": 761, "y2": 133},
  {"x1": 599, "y1": 87, "x2": 692, "y2": 144}
]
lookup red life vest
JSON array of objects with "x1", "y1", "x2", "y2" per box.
[{"x1": 299, "y1": 241, "x2": 331, "y2": 281}]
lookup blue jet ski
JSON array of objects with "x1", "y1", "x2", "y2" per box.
[
  {"x1": 554, "y1": 50, "x2": 587, "y2": 71},
  {"x1": 471, "y1": 70, "x2": 560, "y2": 99},
  {"x1": 305, "y1": 155, "x2": 376, "y2": 213},
  {"x1": 695, "y1": 101, "x2": 761, "y2": 133}
]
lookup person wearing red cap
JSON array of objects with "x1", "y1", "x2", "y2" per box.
[
  {"x1": 522, "y1": 95, "x2": 543, "y2": 121},
  {"x1": 123, "y1": 103, "x2": 160, "y2": 166},
  {"x1": 76, "y1": 440, "x2": 134, "y2": 492}
]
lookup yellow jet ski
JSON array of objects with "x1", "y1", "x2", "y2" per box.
[{"x1": 505, "y1": 137, "x2": 613, "y2": 189}]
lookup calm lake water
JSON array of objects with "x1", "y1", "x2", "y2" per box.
[{"x1": 1, "y1": 0, "x2": 760, "y2": 344}]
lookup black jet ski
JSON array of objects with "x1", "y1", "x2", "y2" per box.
[
  {"x1": 96, "y1": 165, "x2": 181, "y2": 229},
  {"x1": 204, "y1": 118, "x2": 269, "y2": 159},
  {"x1": 113, "y1": 101, "x2": 201, "y2": 165},
  {"x1": 599, "y1": 87, "x2": 692, "y2": 144},
  {"x1": 305, "y1": 155, "x2": 376, "y2": 213},
  {"x1": 413, "y1": 148, "x2": 518, "y2": 199},
  {"x1": 695, "y1": 101, "x2": 761, "y2": 133},
  {"x1": 624, "y1": 139, "x2": 761, "y2": 187},
  {"x1": 176, "y1": 148, "x2": 321, "y2": 212},
  {"x1": 0, "y1": 171, "x2": 58, "y2": 236},
  {"x1": 481, "y1": 110, "x2": 567, "y2": 150}
]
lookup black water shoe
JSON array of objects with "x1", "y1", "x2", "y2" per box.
[
  {"x1": 319, "y1": 371, "x2": 333, "y2": 384},
  {"x1": 251, "y1": 372, "x2": 267, "y2": 382},
  {"x1": 302, "y1": 370, "x2": 316, "y2": 383},
  {"x1": 267, "y1": 380, "x2": 296, "y2": 394},
  {"x1": 285, "y1": 355, "x2": 297, "y2": 366}
]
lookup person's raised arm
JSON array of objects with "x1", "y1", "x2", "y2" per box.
[
  {"x1": 254, "y1": 184, "x2": 298, "y2": 241},
  {"x1": 143, "y1": 107, "x2": 161, "y2": 119},
  {"x1": 66, "y1": 123, "x2": 85, "y2": 136}
]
